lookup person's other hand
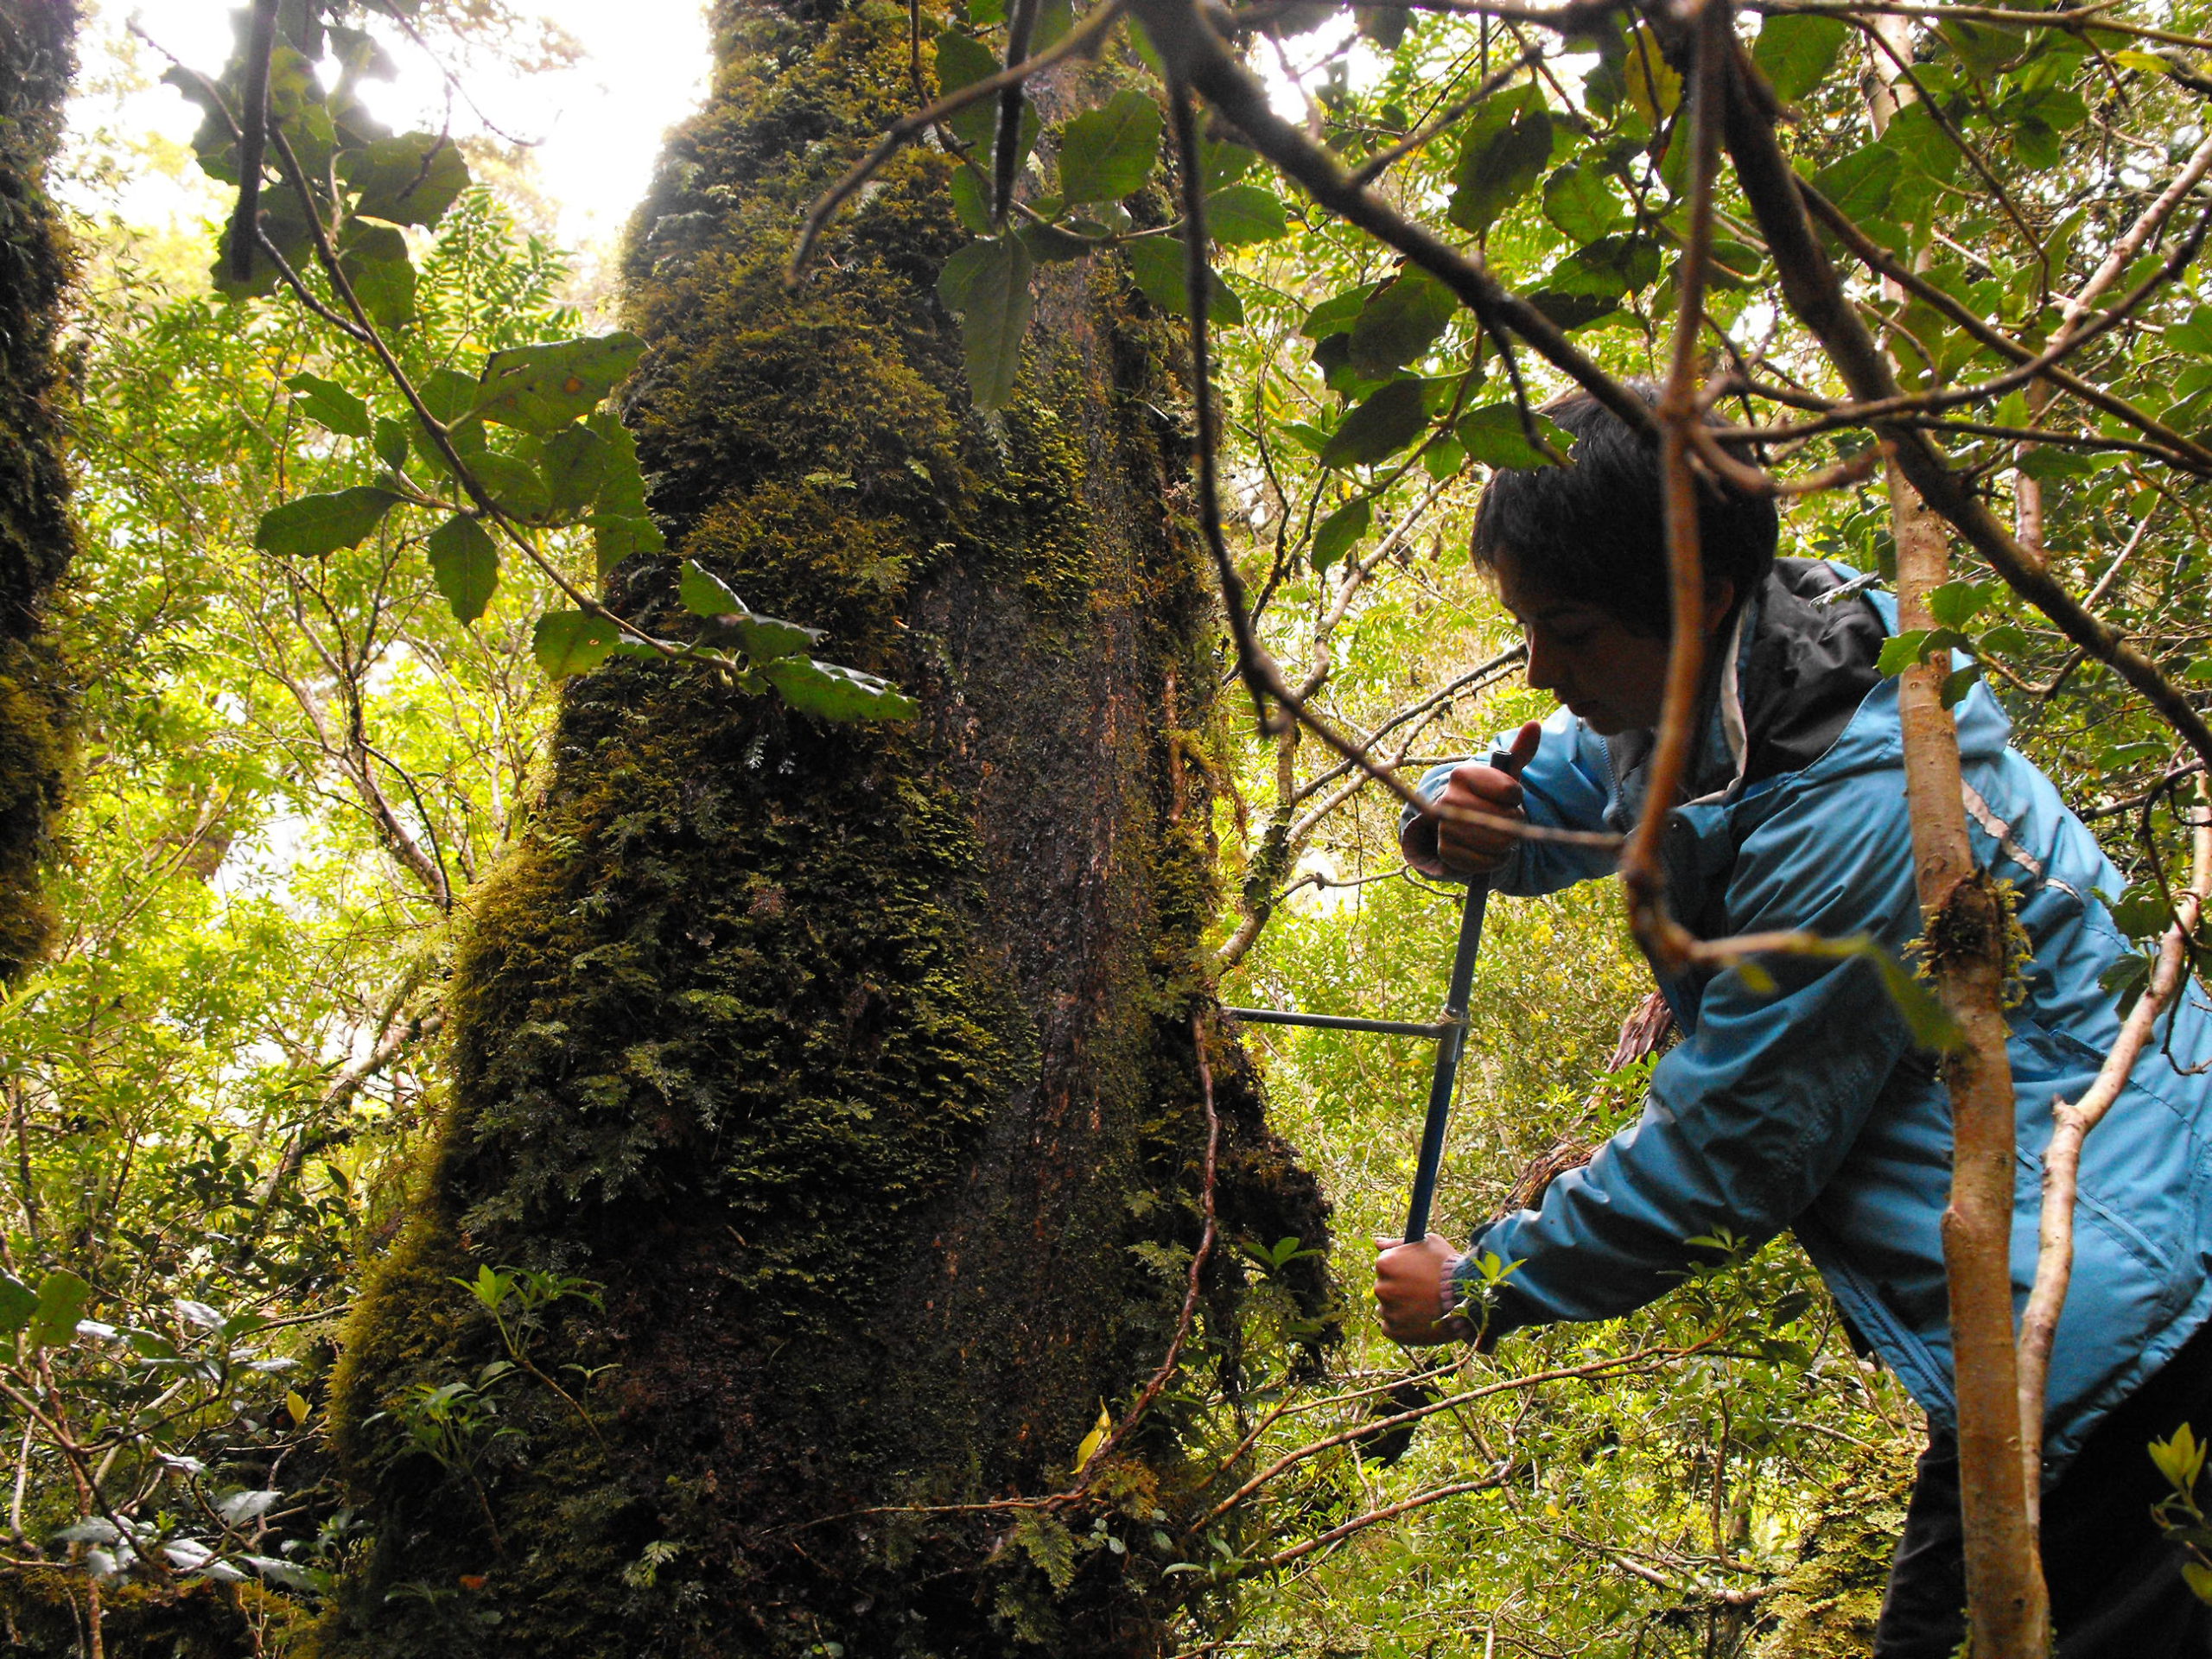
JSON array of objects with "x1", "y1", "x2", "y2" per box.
[
  {"x1": 1402, "y1": 721, "x2": 1540, "y2": 879},
  {"x1": 1374, "y1": 1233, "x2": 1470, "y2": 1346}
]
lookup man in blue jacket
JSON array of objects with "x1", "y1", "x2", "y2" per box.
[{"x1": 1376, "y1": 391, "x2": 2212, "y2": 1655}]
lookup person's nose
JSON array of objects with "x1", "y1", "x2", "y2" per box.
[{"x1": 1523, "y1": 630, "x2": 1565, "y2": 696}]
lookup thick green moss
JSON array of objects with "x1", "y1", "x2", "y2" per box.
[
  {"x1": 0, "y1": 0, "x2": 79, "y2": 982},
  {"x1": 314, "y1": 3, "x2": 1326, "y2": 1655},
  {"x1": 1751, "y1": 1440, "x2": 1914, "y2": 1656}
]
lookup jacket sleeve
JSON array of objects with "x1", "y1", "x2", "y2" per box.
[
  {"x1": 1455, "y1": 758, "x2": 1923, "y2": 1327},
  {"x1": 1401, "y1": 707, "x2": 1618, "y2": 896}
]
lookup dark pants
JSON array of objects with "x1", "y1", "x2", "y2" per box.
[{"x1": 1876, "y1": 1318, "x2": 2212, "y2": 1657}]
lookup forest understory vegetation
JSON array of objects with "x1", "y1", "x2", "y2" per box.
[{"x1": 6, "y1": 0, "x2": 2212, "y2": 1651}]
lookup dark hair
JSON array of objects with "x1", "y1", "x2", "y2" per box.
[{"x1": 1468, "y1": 384, "x2": 1777, "y2": 637}]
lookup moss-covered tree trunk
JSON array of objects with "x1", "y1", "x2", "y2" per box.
[
  {"x1": 0, "y1": 0, "x2": 78, "y2": 982},
  {"x1": 316, "y1": 3, "x2": 1323, "y2": 1655}
]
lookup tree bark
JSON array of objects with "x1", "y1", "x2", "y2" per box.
[
  {"x1": 313, "y1": 4, "x2": 1326, "y2": 1656},
  {"x1": 0, "y1": 0, "x2": 79, "y2": 984}
]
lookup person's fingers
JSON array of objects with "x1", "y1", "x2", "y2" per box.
[{"x1": 1504, "y1": 719, "x2": 1541, "y2": 775}]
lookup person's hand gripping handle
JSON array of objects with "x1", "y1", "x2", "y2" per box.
[{"x1": 1377, "y1": 721, "x2": 1540, "y2": 1346}]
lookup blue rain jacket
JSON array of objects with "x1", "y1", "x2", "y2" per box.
[{"x1": 1413, "y1": 558, "x2": 2212, "y2": 1472}]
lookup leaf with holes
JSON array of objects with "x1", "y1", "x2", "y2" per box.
[{"x1": 474, "y1": 334, "x2": 645, "y2": 435}]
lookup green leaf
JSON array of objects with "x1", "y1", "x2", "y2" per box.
[
  {"x1": 340, "y1": 132, "x2": 470, "y2": 227},
  {"x1": 938, "y1": 235, "x2": 1034, "y2": 410},
  {"x1": 1938, "y1": 17, "x2": 2029, "y2": 79},
  {"x1": 1057, "y1": 90, "x2": 1161, "y2": 204},
  {"x1": 285, "y1": 372, "x2": 371, "y2": 438},
  {"x1": 532, "y1": 611, "x2": 620, "y2": 678},
  {"x1": 950, "y1": 167, "x2": 990, "y2": 234},
  {"x1": 256, "y1": 487, "x2": 404, "y2": 557},
  {"x1": 1928, "y1": 580, "x2": 1991, "y2": 630},
  {"x1": 1864, "y1": 945, "x2": 1965, "y2": 1052},
  {"x1": 934, "y1": 29, "x2": 1001, "y2": 149},
  {"x1": 374, "y1": 416, "x2": 411, "y2": 471},
  {"x1": 1319, "y1": 378, "x2": 1431, "y2": 469},
  {"x1": 1349, "y1": 267, "x2": 1458, "y2": 379},
  {"x1": 1203, "y1": 184, "x2": 1287, "y2": 247},
  {"x1": 1878, "y1": 629, "x2": 1930, "y2": 677},
  {"x1": 474, "y1": 334, "x2": 646, "y2": 435},
  {"x1": 419, "y1": 366, "x2": 480, "y2": 425},
  {"x1": 1456, "y1": 402, "x2": 1569, "y2": 469},
  {"x1": 28, "y1": 1271, "x2": 90, "y2": 1351},
  {"x1": 1122, "y1": 236, "x2": 1242, "y2": 327},
  {"x1": 1015, "y1": 219, "x2": 1091, "y2": 264},
  {"x1": 1447, "y1": 86, "x2": 1554, "y2": 236},
  {"x1": 680, "y1": 560, "x2": 747, "y2": 619},
  {"x1": 1545, "y1": 234, "x2": 1662, "y2": 299},
  {"x1": 1541, "y1": 163, "x2": 1625, "y2": 245},
  {"x1": 762, "y1": 658, "x2": 918, "y2": 722},
  {"x1": 1201, "y1": 137, "x2": 1256, "y2": 190},
  {"x1": 1302, "y1": 284, "x2": 1377, "y2": 341},
  {"x1": 729, "y1": 614, "x2": 825, "y2": 663},
  {"x1": 590, "y1": 514, "x2": 664, "y2": 576},
  {"x1": 1753, "y1": 13, "x2": 1848, "y2": 103},
  {"x1": 338, "y1": 221, "x2": 416, "y2": 327},
  {"x1": 0, "y1": 1274, "x2": 34, "y2": 1337},
  {"x1": 1311, "y1": 499, "x2": 1370, "y2": 578},
  {"x1": 426, "y1": 515, "x2": 498, "y2": 625},
  {"x1": 467, "y1": 449, "x2": 552, "y2": 520},
  {"x1": 1941, "y1": 664, "x2": 1982, "y2": 708},
  {"x1": 537, "y1": 425, "x2": 613, "y2": 518}
]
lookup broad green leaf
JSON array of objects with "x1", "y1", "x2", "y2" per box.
[
  {"x1": 0, "y1": 1274, "x2": 33, "y2": 1336},
  {"x1": 1122, "y1": 236, "x2": 1243, "y2": 327},
  {"x1": 938, "y1": 235, "x2": 1034, "y2": 410},
  {"x1": 1032, "y1": 0, "x2": 1075, "y2": 52},
  {"x1": 255, "y1": 486, "x2": 403, "y2": 556},
  {"x1": 1312, "y1": 499, "x2": 1370, "y2": 578},
  {"x1": 1205, "y1": 184, "x2": 1287, "y2": 247},
  {"x1": 426, "y1": 514, "x2": 498, "y2": 625},
  {"x1": 284, "y1": 372, "x2": 371, "y2": 438},
  {"x1": 934, "y1": 29, "x2": 1001, "y2": 149},
  {"x1": 1938, "y1": 17, "x2": 2029, "y2": 79},
  {"x1": 1456, "y1": 403, "x2": 1569, "y2": 469},
  {"x1": 467, "y1": 449, "x2": 551, "y2": 520},
  {"x1": 537, "y1": 425, "x2": 613, "y2": 517},
  {"x1": 1863, "y1": 944, "x2": 1965, "y2": 1052},
  {"x1": 474, "y1": 334, "x2": 645, "y2": 435},
  {"x1": 1349, "y1": 266, "x2": 1457, "y2": 379},
  {"x1": 1057, "y1": 90, "x2": 1161, "y2": 204},
  {"x1": 27, "y1": 1271, "x2": 90, "y2": 1351},
  {"x1": 1447, "y1": 86, "x2": 1554, "y2": 236},
  {"x1": 533, "y1": 611, "x2": 620, "y2": 678},
  {"x1": 950, "y1": 167, "x2": 990, "y2": 234},
  {"x1": 1302, "y1": 284, "x2": 1377, "y2": 340},
  {"x1": 590, "y1": 513, "x2": 664, "y2": 575},
  {"x1": 1319, "y1": 378, "x2": 1431, "y2": 469},
  {"x1": 1015, "y1": 219, "x2": 1090, "y2": 264},
  {"x1": 373, "y1": 416, "x2": 411, "y2": 471},
  {"x1": 1621, "y1": 29, "x2": 1682, "y2": 130},
  {"x1": 340, "y1": 132, "x2": 470, "y2": 226},
  {"x1": 731, "y1": 614, "x2": 826, "y2": 663},
  {"x1": 338, "y1": 222, "x2": 416, "y2": 327},
  {"x1": 1753, "y1": 14, "x2": 1848, "y2": 103},
  {"x1": 2171, "y1": 307, "x2": 2212, "y2": 358},
  {"x1": 1544, "y1": 234, "x2": 1661, "y2": 299},
  {"x1": 762, "y1": 657, "x2": 918, "y2": 722},
  {"x1": 680, "y1": 560, "x2": 747, "y2": 618},
  {"x1": 1541, "y1": 164, "x2": 1625, "y2": 245},
  {"x1": 1941, "y1": 664, "x2": 1982, "y2": 708},
  {"x1": 419, "y1": 366, "x2": 480, "y2": 425},
  {"x1": 1928, "y1": 580, "x2": 1992, "y2": 630},
  {"x1": 1525, "y1": 290, "x2": 1619, "y2": 331}
]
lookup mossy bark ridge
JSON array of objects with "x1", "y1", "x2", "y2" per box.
[
  {"x1": 316, "y1": 2, "x2": 1327, "y2": 1654},
  {"x1": 0, "y1": 0, "x2": 79, "y2": 984}
]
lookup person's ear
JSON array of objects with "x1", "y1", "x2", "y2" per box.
[{"x1": 1700, "y1": 578, "x2": 1737, "y2": 636}]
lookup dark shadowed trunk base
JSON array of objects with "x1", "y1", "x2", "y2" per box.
[{"x1": 312, "y1": 3, "x2": 1329, "y2": 1655}]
